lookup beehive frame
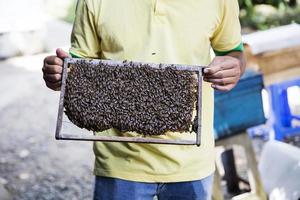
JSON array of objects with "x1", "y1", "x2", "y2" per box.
[{"x1": 55, "y1": 58, "x2": 204, "y2": 146}]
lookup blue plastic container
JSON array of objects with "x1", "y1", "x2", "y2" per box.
[
  {"x1": 214, "y1": 70, "x2": 266, "y2": 140},
  {"x1": 268, "y1": 78, "x2": 300, "y2": 141}
]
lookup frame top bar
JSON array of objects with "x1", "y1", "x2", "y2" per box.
[{"x1": 65, "y1": 58, "x2": 204, "y2": 74}]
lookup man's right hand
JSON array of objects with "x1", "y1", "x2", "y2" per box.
[{"x1": 42, "y1": 48, "x2": 70, "y2": 91}]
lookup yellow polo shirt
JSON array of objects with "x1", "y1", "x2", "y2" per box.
[{"x1": 70, "y1": 0, "x2": 242, "y2": 182}]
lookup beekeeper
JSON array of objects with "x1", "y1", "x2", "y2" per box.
[{"x1": 42, "y1": 0, "x2": 245, "y2": 199}]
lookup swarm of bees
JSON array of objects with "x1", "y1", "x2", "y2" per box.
[{"x1": 64, "y1": 60, "x2": 198, "y2": 135}]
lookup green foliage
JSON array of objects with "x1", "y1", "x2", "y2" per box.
[
  {"x1": 239, "y1": 0, "x2": 300, "y2": 30},
  {"x1": 239, "y1": 0, "x2": 285, "y2": 9}
]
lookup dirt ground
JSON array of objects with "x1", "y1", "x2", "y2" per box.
[{"x1": 0, "y1": 59, "x2": 94, "y2": 200}]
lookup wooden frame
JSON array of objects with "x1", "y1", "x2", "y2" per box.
[{"x1": 55, "y1": 58, "x2": 204, "y2": 146}]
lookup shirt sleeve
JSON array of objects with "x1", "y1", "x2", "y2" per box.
[
  {"x1": 69, "y1": 0, "x2": 101, "y2": 58},
  {"x1": 211, "y1": 0, "x2": 243, "y2": 56}
]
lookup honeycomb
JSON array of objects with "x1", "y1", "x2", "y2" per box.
[{"x1": 64, "y1": 60, "x2": 198, "y2": 135}]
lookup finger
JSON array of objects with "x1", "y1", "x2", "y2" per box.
[
  {"x1": 56, "y1": 48, "x2": 70, "y2": 59},
  {"x1": 43, "y1": 73, "x2": 62, "y2": 83},
  {"x1": 204, "y1": 68, "x2": 240, "y2": 79},
  {"x1": 44, "y1": 56, "x2": 64, "y2": 66},
  {"x1": 204, "y1": 61, "x2": 235, "y2": 75},
  {"x1": 42, "y1": 64, "x2": 62, "y2": 74},
  {"x1": 211, "y1": 83, "x2": 235, "y2": 92},
  {"x1": 204, "y1": 77, "x2": 236, "y2": 85},
  {"x1": 45, "y1": 81, "x2": 62, "y2": 91}
]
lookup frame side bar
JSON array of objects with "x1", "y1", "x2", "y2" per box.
[
  {"x1": 196, "y1": 70, "x2": 202, "y2": 146},
  {"x1": 55, "y1": 59, "x2": 69, "y2": 139}
]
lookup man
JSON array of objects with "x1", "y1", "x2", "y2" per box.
[{"x1": 42, "y1": 0, "x2": 245, "y2": 199}]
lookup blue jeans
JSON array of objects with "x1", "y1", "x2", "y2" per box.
[{"x1": 93, "y1": 175, "x2": 213, "y2": 200}]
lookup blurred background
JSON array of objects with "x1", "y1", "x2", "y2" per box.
[{"x1": 0, "y1": 0, "x2": 300, "y2": 200}]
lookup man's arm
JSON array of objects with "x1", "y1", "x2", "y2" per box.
[{"x1": 203, "y1": 51, "x2": 246, "y2": 92}]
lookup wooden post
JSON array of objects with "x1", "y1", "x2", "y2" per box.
[{"x1": 214, "y1": 132, "x2": 267, "y2": 200}]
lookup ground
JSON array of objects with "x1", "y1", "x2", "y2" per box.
[{"x1": 0, "y1": 57, "x2": 94, "y2": 200}]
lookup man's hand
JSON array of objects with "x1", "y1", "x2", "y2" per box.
[
  {"x1": 42, "y1": 48, "x2": 70, "y2": 91},
  {"x1": 203, "y1": 52, "x2": 246, "y2": 92}
]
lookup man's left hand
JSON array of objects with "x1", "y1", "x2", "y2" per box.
[{"x1": 203, "y1": 53, "x2": 245, "y2": 92}]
